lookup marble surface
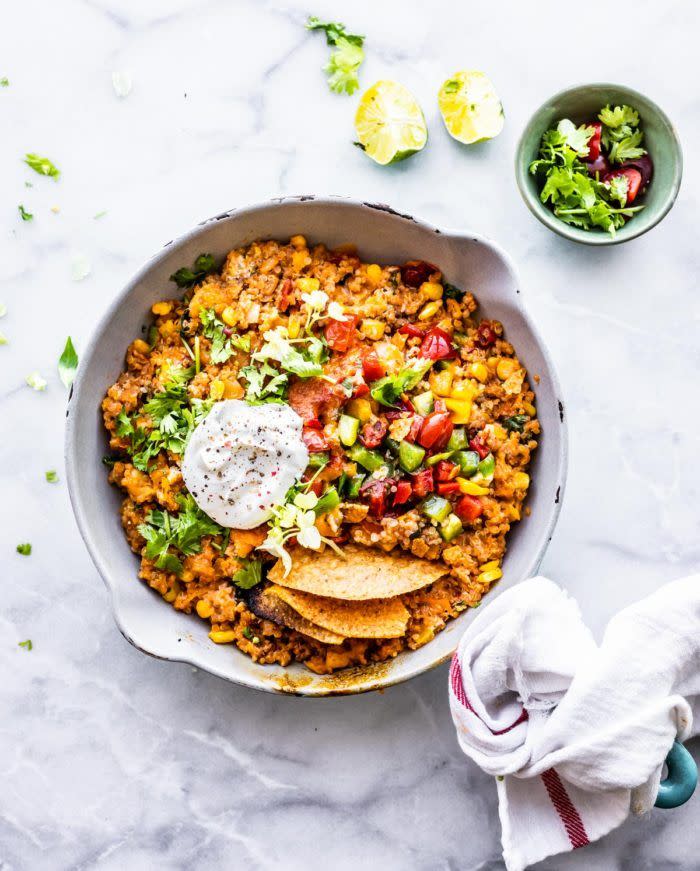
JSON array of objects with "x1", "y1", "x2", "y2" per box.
[{"x1": 1, "y1": 0, "x2": 699, "y2": 868}]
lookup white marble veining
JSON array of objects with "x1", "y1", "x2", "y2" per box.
[{"x1": 1, "y1": 1, "x2": 699, "y2": 868}]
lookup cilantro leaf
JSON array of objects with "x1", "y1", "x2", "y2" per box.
[
  {"x1": 370, "y1": 359, "x2": 433, "y2": 407},
  {"x1": 556, "y1": 119, "x2": 595, "y2": 156},
  {"x1": 607, "y1": 174, "x2": 629, "y2": 207},
  {"x1": 232, "y1": 559, "x2": 263, "y2": 590},
  {"x1": 239, "y1": 362, "x2": 289, "y2": 404},
  {"x1": 169, "y1": 253, "x2": 217, "y2": 288},
  {"x1": 599, "y1": 104, "x2": 639, "y2": 129},
  {"x1": 443, "y1": 283, "x2": 465, "y2": 301},
  {"x1": 306, "y1": 16, "x2": 365, "y2": 95},
  {"x1": 608, "y1": 129, "x2": 646, "y2": 163},
  {"x1": 18, "y1": 640, "x2": 33, "y2": 651},
  {"x1": 16, "y1": 543, "x2": 32, "y2": 556},
  {"x1": 24, "y1": 153, "x2": 60, "y2": 178},
  {"x1": 200, "y1": 308, "x2": 250, "y2": 364},
  {"x1": 58, "y1": 336, "x2": 79, "y2": 388},
  {"x1": 502, "y1": 415, "x2": 528, "y2": 433},
  {"x1": 18, "y1": 204, "x2": 33, "y2": 221}
]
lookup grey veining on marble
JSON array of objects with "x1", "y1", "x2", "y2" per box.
[{"x1": 1, "y1": 0, "x2": 699, "y2": 869}]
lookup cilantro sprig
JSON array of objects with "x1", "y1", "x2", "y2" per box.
[
  {"x1": 200, "y1": 309, "x2": 250, "y2": 364},
  {"x1": 232, "y1": 559, "x2": 263, "y2": 590},
  {"x1": 598, "y1": 104, "x2": 646, "y2": 164},
  {"x1": 307, "y1": 16, "x2": 365, "y2": 95},
  {"x1": 170, "y1": 253, "x2": 216, "y2": 288}
]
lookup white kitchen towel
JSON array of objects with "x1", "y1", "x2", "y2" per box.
[{"x1": 448, "y1": 575, "x2": 700, "y2": 871}]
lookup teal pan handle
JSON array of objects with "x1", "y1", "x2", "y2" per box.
[{"x1": 655, "y1": 741, "x2": 698, "y2": 809}]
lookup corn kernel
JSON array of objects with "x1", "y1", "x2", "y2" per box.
[
  {"x1": 421, "y1": 281, "x2": 444, "y2": 300},
  {"x1": 221, "y1": 306, "x2": 237, "y2": 327},
  {"x1": 366, "y1": 263, "x2": 383, "y2": 284},
  {"x1": 413, "y1": 626, "x2": 436, "y2": 647},
  {"x1": 287, "y1": 315, "x2": 301, "y2": 339},
  {"x1": 451, "y1": 379, "x2": 476, "y2": 400},
  {"x1": 132, "y1": 339, "x2": 150, "y2": 354},
  {"x1": 360, "y1": 318, "x2": 386, "y2": 340},
  {"x1": 209, "y1": 629, "x2": 236, "y2": 644},
  {"x1": 292, "y1": 250, "x2": 309, "y2": 271},
  {"x1": 151, "y1": 301, "x2": 172, "y2": 316},
  {"x1": 513, "y1": 472, "x2": 530, "y2": 490},
  {"x1": 196, "y1": 600, "x2": 214, "y2": 619},
  {"x1": 497, "y1": 358, "x2": 519, "y2": 381},
  {"x1": 468, "y1": 362, "x2": 489, "y2": 383},
  {"x1": 209, "y1": 379, "x2": 225, "y2": 401},
  {"x1": 223, "y1": 379, "x2": 245, "y2": 399},
  {"x1": 297, "y1": 276, "x2": 320, "y2": 294},
  {"x1": 523, "y1": 401, "x2": 536, "y2": 417},
  {"x1": 479, "y1": 560, "x2": 500, "y2": 572},
  {"x1": 430, "y1": 368, "x2": 454, "y2": 396},
  {"x1": 506, "y1": 504, "x2": 521, "y2": 521},
  {"x1": 457, "y1": 478, "x2": 489, "y2": 496},
  {"x1": 290, "y1": 234, "x2": 307, "y2": 249},
  {"x1": 444, "y1": 397, "x2": 473, "y2": 424},
  {"x1": 487, "y1": 356, "x2": 499, "y2": 370},
  {"x1": 417, "y1": 300, "x2": 444, "y2": 321},
  {"x1": 478, "y1": 568, "x2": 503, "y2": 584},
  {"x1": 346, "y1": 397, "x2": 372, "y2": 422},
  {"x1": 163, "y1": 583, "x2": 179, "y2": 603}
]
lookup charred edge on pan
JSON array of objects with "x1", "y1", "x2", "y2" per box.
[
  {"x1": 558, "y1": 400, "x2": 564, "y2": 423},
  {"x1": 363, "y1": 202, "x2": 417, "y2": 222},
  {"x1": 163, "y1": 239, "x2": 173, "y2": 249},
  {"x1": 555, "y1": 486, "x2": 560, "y2": 504}
]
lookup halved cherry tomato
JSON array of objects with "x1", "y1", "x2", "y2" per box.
[
  {"x1": 455, "y1": 495, "x2": 483, "y2": 522},
  {"x1": 418, "y1": 411, "x2": 453, "y2": 451},
  {"x1": 353, "y1": 382, "x2": 370, "y2": 398},
  {"x1": 302, "y1": 428, "x2": 329, "y2": 452},
  {"x1": 434, "y1": 460, "x2": 459, "y2": 482},
  {"x1": 411, "y1": 468, "x2": 434, "y2": 498},
  {"x1": 418, "y1": 327, "x2": 456, "y2": 361},
  {"x1": 325, "y1": 316, "x2": 357, "y2": 352},
  {"x1": 399, "y1": 323, "x2": 425, "y2": 338},
  {"x1": 586, "y1": 122, "x2": 602, "y2": 162},
  {"x1": 605, "y1": 168, "x2": 643, "y2": 204},
  {"x1": 359, "y1": 479, "x2": 390, "y2": 517},
  {"x1": 393, "y1": 479, "x2": 412, "y2": 506},
  {"x1": 475, "y1": 322, "x2": 497, "y2": 348},
  {"x1": 362, "y1": 353, "x2": 386, "y2": 382},
  {"x1": 469, "y1": 434, "x2": 490, "y2": 460},
  {"x1": 437, "y1": 481, "x2": 461, "y2": 496},
  {"x1": 359, "y1": 419, "x2": 388, "y2": 449},
  {"x1": 401, "y1": 260, "x2": 437, "y2": 288}
]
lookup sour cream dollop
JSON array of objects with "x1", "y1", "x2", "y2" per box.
[{"x1": 182, "y1": 400, "x2": 309, "y2": 529}]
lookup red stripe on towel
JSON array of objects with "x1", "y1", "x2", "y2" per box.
[
  {"x1": 541, "y1": 768, "x2": 589, "y2": 849},
  {"x1": 449, "y1": 654, "x2": 528, "y2": 735}
]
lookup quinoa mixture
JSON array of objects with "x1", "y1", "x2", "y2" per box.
[{"x1": 102, "y1": 237, "x2": 539, "y2": 674}]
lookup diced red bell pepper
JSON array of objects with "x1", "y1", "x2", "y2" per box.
[
  {"x1": 418, "y1": 411, "x2": 453, "y2": 451},
  {"x1": 399, "y1": 323, "x2": 425, "y2": 338},
  {"x1": 352, "y1": 382, "x2": 370, "y2": 398},
  {"x1": 302, "y1": 427, "x2": 329, "y2": 452},
  {"x1": 277, "y1": 278, "x2": 294, "y2": 313},
  {"x1": 586, "y1": 122, "x2": 602, "y2": 162},
  {"x1": 404, "y1": 415, "x2": 424, "y2": 444},
  {"x1": 359, "y1": 418, "x2": 388, "y2": 449},
  {"x1": 418, "y1": 327, "x2": 456, "y2": 361},
  {"x1": 411, "y1": 467, "x2": 434, "y2": 498},
  {"x1": 303, "y1": 477, "x2": 324, "y2": 497},
  {"x1": 393, "y1": 479, "x2": 412, "y2": 507},
  {"x1": 475, "y1": 322, "x2": 497, "y2": 349},
  {"x1": 604, "y1": 168, "x2": 643, "y2": 204},
  {"x1": 400, "y1": 260, "x2": 438, "y2": 288},
  {"x1": 455, "y1": 494, "x2": 483, "y2": 522},
  {"x1": 437, "y1": 481, "x2": 461, "y2": 496},
  {"x1": 362, "y1": 352, "x2": 386, "y2": 382},
  {"x1": 359, "y1": 479, "x2": 390, "y2": 517},
  {"x1": 325, "y1": 316, "x2": 357, "y2": 352},
  {"x1": 469, "y1": 434, "x2": 490, "y2": 460},
  {"x1": 434, "y1": 460, "x2": 459, "y2": 482},
  {"x1": 305, "y1": 417, "x2": 322, "y2": 430}
]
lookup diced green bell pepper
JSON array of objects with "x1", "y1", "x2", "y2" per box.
[
  {"x1": 346, "y1": 473, "x2": 365, "y2": 498},
  {"x1": 478, "y1": 453, "x2": 495, "y2": 479},
  {"x1": 347, "y1": 444, "x2": 385, "y2": 472},
  {"x1": 315, "y1": 486, "x2": 340, "y2": 516},
  {"x1": 338, "y1": 414, "x2": 360, "y2": 447},
  {"x1": 307, "y1": 452, "x2": 329, "y2": 469},
  {"x1": 439, "y1": 512, "x2": 464, "y2": 542},
  {"x1": 412, "y1": 390, "x2": 434, "y2": 417},
  {"x1": 426, "y1": 450, "x2": 454, "y2": 467},
  {"x1": 420, "y1": 494, "x2": 451, "y2": 523},
  {"x1": 398, "y1": 440, "x2": 425, "y2": 472},
  {"x1": 454, "y1": 450, "x2": 480, "y2": 476},
  {"x1": 447, "y1": 427, "x2": 468, "y2": 452}
]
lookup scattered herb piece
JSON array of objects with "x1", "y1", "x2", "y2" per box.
[
  {"x1": 0, "y1": 77, "x2": 9, "y2": 87},
  {"x1": 200, "y1": 309, "x2": 250, "y2": 364},
  {"x1": 58, "y1": 336, "x2": 79, "y2": 388},
  {"x1": 232, "y1": 559, "x2": 263, "y2": 590},
  {"x1": 71, "y1": 254, "x2": 91, "y2": 281},
  {"x1": 306, "y1": 16, "x2": 365, "y2": 95},
  {"x1": 0, "y1": 303, "x2": 6, "y2": 317},
  {"x1": 24, "y1": 153, "x2": 60, "y2": 178},
  {"x1": 443, "y1": 283, "x2": 465, "y2": 301},
  {"x1": 16, "y1": 543, "x2": 32, "y2": 556},
  {"x1": 242, "y1": 626, "x2": 254, "y2": 640},
  {"x1": 18, "y1": 204, "x2": 33, "y2": 221},
  {"x1": 18, "y1": 640, "x2": 33, "y2": 651},
  {"x1": 94, "y1": 210, "x2": 108, "y2": 220},
  {"x1": 0, "y1": 332, "x2": 7, "y2": 346},
  {"x1": 45, "y1": 470, "x2": 59, "y2": 483},
  {"x1": 169, "y1": 253, "x2": 216, "y2": 288},
  {"x1": 502, "y1": 414, "x2": 529, "y2": 433},
  {"x1": 239, "y1": 361, "x2": 289, "y2": 404},
  {"x1": 26, "y1": 372, "x2": 47, "y2": 391}
]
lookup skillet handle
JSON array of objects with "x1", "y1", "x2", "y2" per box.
[{"x1": 655, "y1": 741, "x2": 697, "y2": 809}]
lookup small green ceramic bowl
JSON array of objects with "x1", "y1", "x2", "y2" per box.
[{"x1": 515, "y1": 83, "x2": 683, "y2": 245}]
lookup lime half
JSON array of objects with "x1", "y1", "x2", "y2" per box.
[
  {"x1": 438, "y1": 71, "x2": 504, "y2": 144},
  {"x1": 355, "y1": 80, "x2": 428, "y2": 165}
]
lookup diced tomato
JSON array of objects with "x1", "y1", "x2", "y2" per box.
[
  {"x1": 404, "y1": 415, "x2": 424, "y2": 443},
  {"x1": 400, "y1": 260, "x2": 438, "y2": 288},
  {"x1": 455, "y1": 495, "x2": 483, "y2": 523},
  {"x1": 469, "y1": 434, "x2": 490, "y2": 460},
  {"x1": 418, "y1": 411, "x2": 453, "y2": 451},
  {"x1": 418, "y1": 327, "x2": 456, "y2": 361},
  {"x1": 359, "y1": 479, "x2": 390, "y2": 517},
  {"x1": 437, "y1": 481, "x2": 461, "y2": 496},
  {"x1": 435, "y1": 460, "x2": 459, "y2": 482},
  {"x1": 411, "y1": 468, "x2": 434, "y2": 498},
  {"x1": 604, "y1": 168, "x2": 643, "y2": 204},
  {"x1": 352, "y1": 382, "x2": 370, "y2": 397},
  {"x1": 393, "y1": 479, "x2": 412, "y2": 507},
  {"x1": 586, "y1": 122, "x2": 602, "y2": 162},
  {"x1": 325, "y1": 316, "x2": 357, "y2": 352},
  {"x1": 303, "y1": 477, "x2": 324, "y2": 497},
  {"x1": 359, "y1": 419, "x2": 388, "y2": 449},
  {"x1": 277, "y1": 278, "x2": 294, "y2": 313},
  {"x1": 302, "y1": 428, "x2": 329, "y2": 452},
  {"x1": 475, "y1": 322, "x2": 497, "y2": 349},
  {"x1": 305, "y1": 417, "x2": 322, "y2": 430},
  {"x1": 289, "y1": 378, "x2": 338, "y2": 423},
  {"x1": 362, "y1": 353, "x2": 386, "y2": 382},
  {"x1": 398, "y1": 323, "x2": 425, "y2": 338}
]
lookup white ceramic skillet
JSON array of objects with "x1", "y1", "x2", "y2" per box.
[{"x1": 65, "y1": 196, "x2": 568, "y2": 696}]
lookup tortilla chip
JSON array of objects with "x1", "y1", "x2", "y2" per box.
[
  {"x1": 268, "y1": 544, "x2": 446, "y2": 600},
  {"x1": 248, "y1": 586, "x2": 345, "y2": 645},
  {"x1": 269, "y1": 584, "x2": 409, "y2": 639}
]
